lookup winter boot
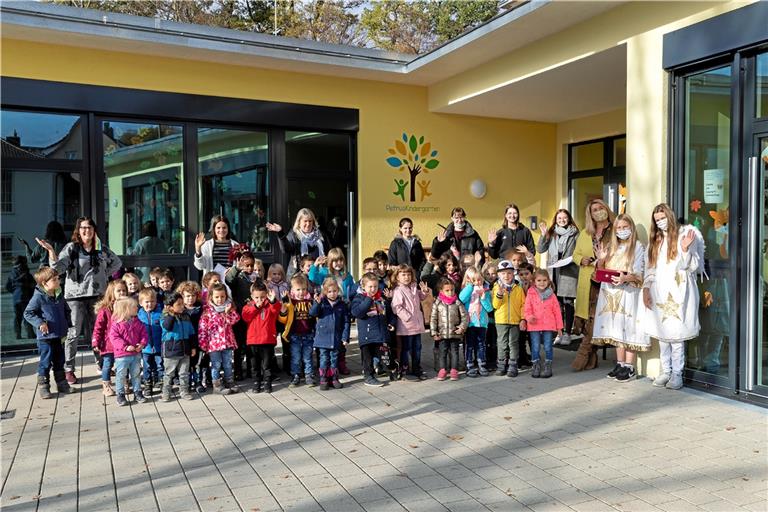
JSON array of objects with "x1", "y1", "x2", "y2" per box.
[
  {"x1": 264, "y1": 380, "x2": 273, "y2": 393},
  {"x1": 506, "y1": 362, "x2": 518, "y2": 378},
  {"x1": 213, "y1": 379, "x2": 231, "y2": 396},
  {"x1": 542, "y1": 360, "x2": 553, "y2": 379},
  {"x1": 496, "y1": 359, "x2": 507, "y2": 376},
  {"x1": 37, "y1": 375, "x2": 53, "y2": 399},
  {"x1": 102, "y1": 381, "x2": 116, "y2": 397},
  {"x1": 143, "y1": 378, "x2": 153, "y2": 397},
  {"x1": 478, "y1": 361, "x2": 490, "y2": 377},
  {"x1": 319, "y1": 369, "x2": 329, "y2": 391},
  {"x1": 331, "y1": 369, "x2": 343, "y2": 389},
  {"x1": 225, "y1": 378, "x2": 240, "y2": 394},
  {"x1": 338, "y1": 352, "x2": 350, "y2": 375},
  {"x1": 531, "y1": 360, "x2": 541, "y2": 378},
  {"x1": 252, "y1": 380, "x2": 263, "y2": 394},
  {"x1": 306, "y1": 374, "x2": 317, "y2": 387},
  {"x1": 161, "y1": 384, "x2": 172, "y2": 402},
  {"x1": 180, "y1": 387, "x2": 193, "y2": 400},
  {"x1": 653, "y1": 372, "x2": 671, "y2": 387},
  {"x1": 466, "y1": 363, "x2": 478, "y2": 378},
  {"x1": 666, "y1": 372, "x2": 683, "y2": 390},
  {"x1": 54, "y1": 371, "x2": 75, "y2": 393},
  {"x1": 116, "y1": 393, "x2": 128, "y2": 406}
]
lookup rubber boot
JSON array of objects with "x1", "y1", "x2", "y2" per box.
[
  {"x1": 54, "y1": 371, "x2": 74, "y2": 393},
  {"x1": 319, "y1": 368, "x2": 329, "y2": 391},
  {"x1": 331, "y1": 369, "x2": 343, "y2": 389},
  {"x1": 225, "y1": 378, "x2": 240, "y2": 394},
  {"x1": 38, "y1": 375, "x2": 53, "y2": 399},
  {"x1": 542, "y1": 360, "x2": 553, "y2": 379},
  {"x1": 338, "y1": 351, "x2": 351, "y2": 375},
  {"x1": 531, "y1": 360, "x2": 541, "y2": 378},
  {"x1": 213, "y1": 379, "x2": 231, "y2": 396}
]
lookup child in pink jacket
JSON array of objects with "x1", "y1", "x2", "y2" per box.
[
  {"x1": 391, "y1": 264, "x2": 430, "y2": 380},
  {"x1": 109, "y1": 297, "x2": 148, "y2": 406},
  {"x1": 524, "y1": 269, "x2": 563, "y2": 379}
]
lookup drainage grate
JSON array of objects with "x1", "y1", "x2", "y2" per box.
[{"x1": 1, "y1": 410, "x2": 16, "y2": 420}]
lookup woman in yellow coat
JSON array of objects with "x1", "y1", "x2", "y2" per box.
[{"x1": 571, "y1": 199, "x2": 615, "y2": 371}]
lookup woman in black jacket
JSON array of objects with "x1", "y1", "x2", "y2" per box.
[
  {"x1": 387, "y1": 217, "x2": 426, "y2": 274},
  {"x1": 487, "y1": 203, "x2": 535, "y2": 260},
  {"x1": 430, "y1": 207, "x2": 484, "y2": 266},
  {"x1": 266, "y1": 208, "x2": 331, "y2": 275}
]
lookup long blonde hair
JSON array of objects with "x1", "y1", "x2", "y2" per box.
[
  {"x1": 647, "y1": 203, "x2": 679, "y2": 269},
  {"x1": 584, "y1": 199, "x2": 616, "y2": 237},
  {"x1": 291, "y1": 208, "x2": 319, "y2": 237},
  {"x1": 94, "y1": 280, "x2": 128, "y2": 314},
  {"x1": 462, "y1": 266, "x2": 482, "y2": 288},
  {"x1": 606, "y1": 214, "x2": 637, "y2": 272},
  {"x1": 112, "y1": 297, "x2": 138, "y2": 322},
  {"x1": 325, "y1": 247, "x2": 347, "y2": 276}
]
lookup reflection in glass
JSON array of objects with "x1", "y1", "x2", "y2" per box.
[
  {"x1": 613, "y1": 138, "x2": 626, "y2": 167},
  {"x1": 759, "y1": 138, "x2": 768, "y2": 386},
  {"x1": 1, "y1": 170, "x2": 81, "y2": 348},
  {"x1": 1, "y1": 110, "x2": 83, "y2": 160},
  {"x1": 570, "y1": 141, "x2": 603, "y2": 172},
  {"x1": 198, "y1": 128, "x2": 269, "y2": 252},
  {"x1": 102, "y1": 121, "x2": 184, "y2": 258},
  {"x1": 683, "y1": 65, "x2": 732, "y2": 377},
  {"x1": 286, "y1": 131, "x2": 350, "y2": 173},
  {"x1": 757, "y1": 53, "x2": 768, "y2": 118},
  {"x1": 570, "y1": 175, "x2": 603, "y2": 221}
]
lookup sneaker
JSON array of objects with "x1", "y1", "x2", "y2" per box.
[
  {"x1": 436, "y1": 369, "x2": 448, "y2": 381},
  {"x1": 65, "y1": 371, "x2": 78, "y2": 385},
  {"x1": 616, "y1": 366, "x2": 636, "y2": 382},
  {"x1": 364, "y1": 376, "x2": 385, "y2": 387},
  {"x1": 116, "y1": 393, "x2": 128, "y2": 407},
  {"x1": 307, "y1": 375, "x2": 317, "y2": 387},
  {"x1": 289, "y1": 375, "x2": 301, "y2": 388},
  {"x1": 135, "y1": 390, "x2": 147, "y2": 403},
  {"x1": 653, "y1": 372, "x2": 671, "y2": 387},
  {"x1": 466, "y1": 367, "x2": 478, "y2": 378},
  {"x1": 553, "y1": 334, "x2": 562, "y2": 346},
  {"x1": 666, "y1": 372, "x2": 683, "y2": 390},
  {"x1": 607, "y1": 363, "x2": 622, "y2": 379},
  {"x1": 561, "y1": 333, "x2": 571, "y2": 345},
  {"x1": 449, "y1": 369, "x2": 459, "y2": 381},
  {"x1": 417, "y1": 370, "x2": 428, "y2": 381},
  {"x1": 478, "y1": 365, "x2": 490, "y2": 377}
]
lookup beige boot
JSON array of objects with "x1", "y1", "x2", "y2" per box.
[{"x1": 102, "y1": 381, "x2": 116, "y2": 397}]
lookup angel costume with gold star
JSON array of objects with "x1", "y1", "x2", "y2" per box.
[
  {"x1": 592, "y1": 242, "x2": 650, "y2": 351},
  {"x1": 643, "y1": 225, "x2": 704, "y2": 342}
]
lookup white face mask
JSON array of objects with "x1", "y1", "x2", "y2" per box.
[
  {"x1": 453, "y1": 221, "x2": 466, "y2": 230},
  {"x1": 656, "y1": 218, "x2": 668, "y2": 232},
  {"x1": 616, "y1": 229, "x2": 632, "y2": 240}
]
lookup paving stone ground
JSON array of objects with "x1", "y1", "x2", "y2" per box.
[{"x1": 1, "y1": 336, "x2": 766, "y2": 512}]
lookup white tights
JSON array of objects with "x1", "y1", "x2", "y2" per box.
[{"x1": 659, "y1": 341, "x2": 685, "y2": 375}]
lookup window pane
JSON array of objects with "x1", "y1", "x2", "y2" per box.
[
  {"x1": 757, "y1": 52, "x2": 768, "y2": 118},
  {"x1": 570, "y1": 141, "x2": 603, "y2": 172},
  {"x1": 286, "y1": 131, "x2": 350, "y2": 173},
  {"x1": 1, "y1": 110, "x2": 83, "y2": 160},
  {"x1": 683, "y1": 65, "x2": 732, "y2": 377},
  {"x1": 1, "y1": 170, "x2": 81, "y2": 349},
  {"x1": 613, "y1": 138, "x2": 626, "y2": 167},
  {"x1": 103, "y1": 121, "x2": 184, "y2": 257},
  {"x1": 198, "y1": 128, "x2": 270, "y2": 252},
  {"x1": 570, "y1": 176, "x2": 603, "y2": 222}
]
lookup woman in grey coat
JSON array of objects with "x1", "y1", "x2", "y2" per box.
[{"x1": 537, "y1": 209, "x2": 580, "y2": 345}]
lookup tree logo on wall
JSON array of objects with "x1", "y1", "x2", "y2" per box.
[{"x1": 386, "y1": 133, "x2": 440, "y2": 202}]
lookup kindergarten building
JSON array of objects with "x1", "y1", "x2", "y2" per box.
[{"x1": 1, "y1": 1, "x2": 766, "y2": 403}]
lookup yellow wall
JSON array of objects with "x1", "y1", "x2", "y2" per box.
[{"x1": 0, "y1": 39, "x2": 557, "y2": 273}]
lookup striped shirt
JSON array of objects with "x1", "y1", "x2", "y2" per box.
[{"x1": 212, "y1": 241, "x2": 231, "y2": 268}]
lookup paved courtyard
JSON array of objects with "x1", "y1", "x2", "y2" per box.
[{"x1": 1, "y1": 339, "x2": 766, "y2": 512}]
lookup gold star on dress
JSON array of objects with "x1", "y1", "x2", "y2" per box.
[
  {"x1": 656, "y1": 292, "x2": 681, "y2": 322},
  {"x1": 599, "y1": 289, "x2": 627, "y2": 319},
  {"x1": 674, "y1": 271, "x2": 684, "y2": 287}
]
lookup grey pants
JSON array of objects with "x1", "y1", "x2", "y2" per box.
[
  {"x1": 496, "y1": 324, "x2": 520, "y2": 361},
  {"x1": 65, "y1": 297, "x2": 98, "y2": 373},
  {"x1": 163, "y1": 356, "x2": 190, "y2": 390}
]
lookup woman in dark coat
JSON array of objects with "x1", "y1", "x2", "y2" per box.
[
  {"x1": 430, "y1": 207, "x2": 484, "y2": 266},
  {"x1": 388, "y1": 217, "x2": 426, "y2": 274},
  {"x1": 266, "y1": 208, "x2": 331, "y2": 276},
  {"x1": 487, "y1": 203, "x2": 535, "y2": 260}
]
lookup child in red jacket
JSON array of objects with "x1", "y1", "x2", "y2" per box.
[
  {"x1": 241, "y1": 281, "x2": 284, "y2": 393},
  {"x1": 524, "y1": 269, "x2": 563, "y2": 379}
]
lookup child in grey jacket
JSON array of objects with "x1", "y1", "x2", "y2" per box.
[{"x1": 430, "y1": 277, "x2": 468, "y2": 382}]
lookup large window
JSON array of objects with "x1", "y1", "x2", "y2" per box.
[
  {"x1": 102, "y1": 121, "x2": 184, "y2": 258},
  {"x1": 568, "y1": 135, "x2": 626, "y2": 219},
  {"x1": 1, "y1": 110, "x2": 83, "y2": 160},
  {"x1": 198, "y1": 128, "x2": 270, "y2": 252}
]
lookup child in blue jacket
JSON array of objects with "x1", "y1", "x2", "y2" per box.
[
  {"x1": 138, "y1": 287, "x2": 163, "y2": 396},
  {"x1": 459, "y1": 266, "x2": 494, "y2": 377},
  {"x1": 308, "y1": 248, "x2": 356, "y2": 300},
  {"x1": 350, "y1": 273, "x2": 393, "y2": 388},
  {"x1": 161, "y1": 292, "x2": 197, "y2": 402},
  {"x1": 310, "y1": 277, "x2": 350, "y2": 391},
  {"x1": 23, "y1": 267, "x2": 74, "y2": 398}
]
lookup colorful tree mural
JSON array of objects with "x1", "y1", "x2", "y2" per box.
[{"x1": 385, "y1": 133, "x2": 440, "y2": 202}]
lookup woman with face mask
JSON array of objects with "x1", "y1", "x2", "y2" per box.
[
  {"x1": 642, "y1": 203, "x2": 703, "y2": 390},
  {"x1": 537, "y1": 209, "x2": 580, "y2": 346},
  {"x1": 590, "y1": 214, "x2": 649, "y2": 382},
  {"x1": 571, "y1": 199, "x2": 616, "y2": 371},
  {"x1": 431, "y1": 207, "x2": 485, "y2": 267}
]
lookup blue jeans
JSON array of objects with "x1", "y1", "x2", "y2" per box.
[
  {"x1": 398, "y1": 334, "x2": 422, "y2": 372},
  {"x1": 465, "y1": 327, "x2": 487, "y2": 366},
  {"x1": 115, "y1": 355, "x2": 142, "y2": 395},
  {"x1": 142, "y1": 353, "x2": 164, "y2": 381},
  {"x1": 37, "y1": 338, "x2": 64, "y2": 377},
  {"x1": 530, "y1": 331, "x2": 554, "y2": 362},
  {"x1": 318, "y1": 348, "x2": 339, "y2": 370},
  {"x1": 101, "y1": 353, "x2": 115, "y2": 382},
  {"x1": 290, "y1": 334, "x2": 314, "y2": 377},
  {"x1": 209, "y1": 349, "x2": 234, "y2": 381}
]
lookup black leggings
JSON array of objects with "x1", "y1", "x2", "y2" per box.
[{"x1": 560, "y1": 296, "x2": 575, "y2": 334}]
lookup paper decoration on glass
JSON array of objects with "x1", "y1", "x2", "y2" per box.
[{"x1": 385, "y1": 133, "x2": 440, "y2": 202}]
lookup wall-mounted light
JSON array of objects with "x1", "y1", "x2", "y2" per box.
[
  {"x1": 470, "y1": 179, "x2": 487, "y2": 199},
  {"x1": 529, "y1": 216, "x2": 538, "y2": 230}
]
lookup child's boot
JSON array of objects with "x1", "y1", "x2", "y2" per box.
[
  {"x1": 506, "y1": 361, "x2": 518, "y2": 378},
  {"x1": 102, "y1": 380, "x2": 116, "y2": 397},
  {"x1": 331, "y1": 369, "x2": 343, "y2": 389},
  {"x1": 306, "y1": 373, "x2": 317, "y2": 387},
  {"x1": 180, "y1": 386, "x2": 193, "y2": 400},
  {"x1": 495, "y1": 359, "x2": 507, "y2": 376},
  {"x1": 135, "y1": 390, "x2": 148, "y2": 403},
  {"x1": 53, "y1": 371, "x2": 75, "y2": 393},
  {"x1": 225, "y1": 378, "x2": 240, "y2": 394},
  {"x1": 449, "y1": 369, "x2": 459, "y2": 381},
  {"x1": 213, "y1": 379, "x2": 231, "y2": 396},
  {"x1": 466, "y1": 362, "x2": 478, "y2": 378},
  {"x1": 653, "y1": 372, "x2": 671, "y2": 387},
  {"x1": 252, "y1": 380, "x2": 263, "y2": 394},
  {"x1": 531, "y1": 360, "x2": 541, "y2": 378},
  {"x1": 161, "y1": 384, "x2": 172, "y2": 402},
  {"x1": 116, "y1": 393, "x2": 127, "y2": 406},
  {"x1": 264, "y1": 379, "x2": 272, "y2": 393},
  {"x1": 436, "y1": 369, "x2": 448, "y2": 381},
  {"x1": 338, "y1": 352, "x2": 350, "y2": 375},
  {"x1": 319, "y1": 369, "x2": 329, "y2": 391},
  {"x1": 197, "y1": 372, "x2": 209, "y2": 393},
  {"x1": 143, "y1": 378, "x2": 153, "y2": 397},
  {"x1": 542, "y1": 360, "x2": 552, "y2": 379},
  {"x1": 37, "y1": 375, "x2": 53, "y2": 400},
  {"x1": 666, "y1": 372, "x2": 683, "y2": 390},
  {"x1": 478, "y1": 361, "x2": 490, "y2": 377}
]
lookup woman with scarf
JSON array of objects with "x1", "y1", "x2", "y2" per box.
[
  {"x1": 266, "y1": 208, "x2": 331, "y2": 276},
  {"x1": 487, "y1": 203, "x2": 536, "y2": 261},
  {"x1": 388, "y1": 217, "x2": 426, "y2": 274},
  {"x1": 571, "y1": 199, "x2": 615, "y2": 371},
  {"x1": 430, "y1": 207, "x2": 484, "y2": 267},
  {"x1": 537, "y1": 209, "x2": 580, "y2": 346},
  {"x1": 36, "y1": 216, "x2": 122, "y2": 384}
]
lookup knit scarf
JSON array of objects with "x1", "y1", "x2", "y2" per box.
[
  {"x1": 446, "y1": 271, "x2": 461, "y2": 284},
  {"x1": 555, "y1": 225, "x2": 577, "y2": 255},
  {"x1": 468, "y1": 285, "x2": 486, "y2": 324},
  {"x1": 298, "y1": 228, "x2": 325, "y2": 258},
  {"x1": 438, "y1": 292, "x2": 457, "y2": 305},
  {"x1": 536, "y1": 287, "x2": 554, "y2": 301}
]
